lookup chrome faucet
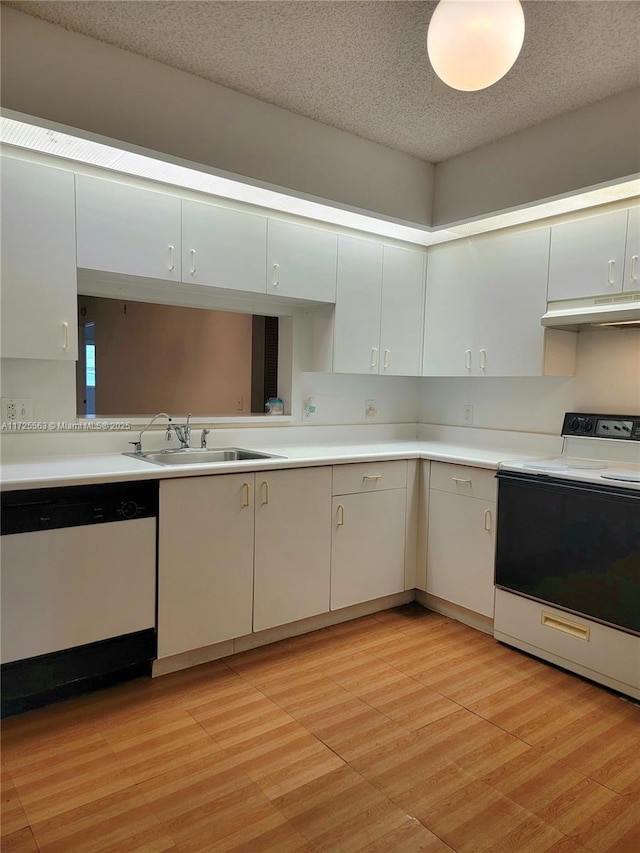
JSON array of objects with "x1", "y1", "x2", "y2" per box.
[
  {"x1": 172, "y1": 413, "x2": 192, "y2": 449},
  {"x1": 128, "y1": 412, "x2": 172, "y2": 455},
  {"x1": 200, "y1": 428, "x2": 210, "y2": 449}
]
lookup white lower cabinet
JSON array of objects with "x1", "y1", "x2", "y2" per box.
[
  {"x1": 426, "y1": 462, "x2": 497, "y2": 618},
  {"x1": 158, "y1": 474, "x2": 255, "y2": 658},
  {"x1": 254, "y1": 467, "x2": 332, "y2": 631},
  {"x1": 331, "y1": 461, "x2": 407, "y2": 610},
  {"x1": 158, "y1": 466, "x2": 332, "y2": 655}
]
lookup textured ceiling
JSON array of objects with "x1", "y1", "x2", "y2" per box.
[{"x1": 4, "y1": 1, "x2": 640, "y2": 163}]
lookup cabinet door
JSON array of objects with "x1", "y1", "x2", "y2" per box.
[
  {"x1": 426, "y1": 490, "x2": 496, "y2": 618},
  {"x1": 158, "y1": 474, "x2": 255, "y2": 658},
  {"x1": 547, "y1": 210, "x2": 628, "y2": 301},
  {"x1": 333, "y1": 235, "x2": 383, "y2": 374},
  {"x1": 380, "y1": 246, "x2": 425, "y2": 376},
  {"x1": 473, "y1": 228, "x2": 550, "y2": 376},
  {"x1": 267, "y1": 220, "x2": 337, "y2": 302},
  {"x1": 182, "y1": 199, "x2": 267, "y2": 293},
  {"x1": 623, "y1": 207, "x2": 640, "y2": 293},
  {"x1": 254, "y1": 467, "x2": 331, "y2": 631},
  {"x1": 1, "y1": 157, "x2": 78, "y2": 360},
  {"x1": 76, "y1": 175, "x2": 181, "y2": 281},
  {"x1": 422, "y1": 241, "x2": 475, "y2": 376},
  {"x1": 331, "y1": 489, "x2": 406, "y2": 611}
]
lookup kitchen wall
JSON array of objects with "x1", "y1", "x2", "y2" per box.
[{"x1": 418, "y1": 328, "x2": 640, "y2": 434}]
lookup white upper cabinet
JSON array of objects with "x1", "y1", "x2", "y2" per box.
[
  {"x1": 380, "y1": 246, "x2": 426, "y2": 376},
  {"x1": 181, "y1": 199, "x2": 267, "y2": 293},
  {"x1": 76, "y1": 175, "x2": 181, "y2": 281},
  {"x1": 623, "y1": 207, "x2": 639, "y2": 293},
  {"x1": 331, "y1": 236, "x2": 425, "y2": 376},
  {"x1": 1, "y1": 157, "x2": 78, "y2": 360},
  {"x1": 266, "y1": 219, "x2": 337, "y2": 302},
  {"x1": 333, "y1": 236, "x2": 383, "y2": 374},
  {"x1": 547, "y1": 209, "x2": 628, "y2": 301},
  {"x1": 424, "y1": 227, "x2": 576, "y2": 377}
]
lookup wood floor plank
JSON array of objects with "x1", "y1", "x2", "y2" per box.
[
  {"x1": 0, "y1": 827, "x2": 39, "y2": 853},
  {"x1": 2, "y1": 603, "x2": 638, "y2": 853},
  {"x1": 30, "y1": 787, "x2": 175, "y2": 853}
]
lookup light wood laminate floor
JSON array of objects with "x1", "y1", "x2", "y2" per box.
[{"x1": 2, "y1": 605, "x2": 639, "y2": 852}]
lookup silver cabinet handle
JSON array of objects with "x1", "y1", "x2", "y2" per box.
[
  {"x1": 190, "y1": 248, "x2": 197, "y2": 275},
  {"x1": 464, "y1": 349, "x2": 472, "y2": 370},
  {"x1": 272, "y1": 263, "x2": 280, "y2": 288},
  {"x1": 370, "y1": 347, "x2": 378, "y2": 369},
  {"x1": 261, "y1": 480, "x2": 270, "y2": 505},
  {"x1": 363, "y1": 474, "x2": 383, "y2": 481},
  {"x1": 608, "y1": 259, "x2": 615, "y2": 285},
  {"x1": 241, "y1": 482, "x2": 251, "y2": 508},
  {"x1": 383, "y1": 349, "x2": 391, "y2": 370},
  {"x1": 452, "y1": 477, "x2": 471, "y2": 485},
  {"x1": 484, "y1": 508, "x2": 492, "y2": 531},
  {"x1": 479, "y1": 348, "x2": 486, "y2": 370},
  {"x1": 62, "y1": 322, "x2": 69, "y2": 350},
  {"x1": 337, "y1": 504, "x2": 345, "y2": 527},
  {"x1": 631, "y1": 255, "x2": 638, "y2": 282},
  {"x1": 168, "y1": 244, "x2": 175, "y2": 271}
]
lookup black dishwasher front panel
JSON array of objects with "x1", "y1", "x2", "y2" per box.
[
  {"x1": 495, "y1": 472, "x2": 640, "y2": 635},
  {"x1": 1, "y1": 479, "x2": 158, "y2": 534}
]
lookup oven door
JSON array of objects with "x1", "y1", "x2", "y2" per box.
[{"x1": 495, "y1": 472, "x2": 640, "y2": 635}]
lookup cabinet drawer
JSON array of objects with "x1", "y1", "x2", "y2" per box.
[
  {"x1": 332, "y1": 460, "x2": 407, "y2": 495},
  {"x1": 494, "y1": 589, "x2": 640, "y2": 692},
  {"x1": 430, "y1": 461, "x2": 497, "y2": 501}
]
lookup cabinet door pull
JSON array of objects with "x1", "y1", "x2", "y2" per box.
[
  {"x1": 607, "y1": 259, "x2": 615, "y2": 285},
  {"x1": 479, "y1": 348, "x2": 486, "y2": 370},
  {"x1": 261, "y1": 480, "x2": 270, "y2": 505},
  {"x1": 631, "y1": 255, "x2": 638, "y2": 282},
  {"x1": 484, "y1": 508, "x2": 492, "y2": 531},
  {"x1": 190, "y1": 248, "x2": 197, "y2": 275},
  {"x1": 542, "y1": 612, "x2": 590, "y2": 642},
  {"x1": 383, "y1": 349, "x2": 391, "y2": 370},
  {"x1": 168, "y1": 245, "x2": 175, "y2": 271},
  {"x1": 363, "y1": 474, "x2": 383, "y2": 481},
  {"x1": 464, "y1": 349, "x2": 472, "y2": 370},
  {"x1": 62, "y1": 322, "x2": 69, "y2": 350},
  {"x1": 272, "y1": 263, "x2": 280, "y2": 288},
  {"x1": 241, "y1": 482, "x2": 251, "y2": 508},
  {"x1": 452, "y1": 477, "x2": 471, "y2": 485},
  {"x1": 370, "y1": 347, "x2": 378, "y2": 369},
  {"x1": 337, "y1": 504, "x2": 345, "y2": 527}
]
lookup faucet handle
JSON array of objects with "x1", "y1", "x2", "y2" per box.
[
  {"x1": 128, "y1": 440, "x2": 142, "y2": 454},
  {"x1": 201, "y1": 428, "x2": 210, "y2": 449}
]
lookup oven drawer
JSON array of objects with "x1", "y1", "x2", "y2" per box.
[
  {"x1": 332, "y1": 460, "x2": 407, "y2": 496},
  {"x1": 494, "y1": 589, "x2": 640, "y2": 695},
  {"x1": 430, "y1": 461, "x2": 497, "y2": 501}
]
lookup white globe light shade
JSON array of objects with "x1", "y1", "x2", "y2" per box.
[{"x1": 427, "y1": 0, "x2": 525, "y2": 92}]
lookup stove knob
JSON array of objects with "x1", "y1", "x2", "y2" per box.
[
  {"x1": 569, "y1": 417, "x2": 580, "y2": 432},
  {"x1": 582, "y1": 418, "x2": 593, "y2": 433}
]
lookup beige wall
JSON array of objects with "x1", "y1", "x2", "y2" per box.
[
  {"x1": 0, "y1": 7, "x2": 435, "y2": 227},
  {"x1": 433, "y1": 89, "x2": 640, "y2": 226},
  {"x1": 78, "y1": 297, "x2": 252, "y2": 416}
]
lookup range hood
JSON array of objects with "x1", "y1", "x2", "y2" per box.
[{"x1": 542, "y1": 292, "x2": 640, "y2": 330}]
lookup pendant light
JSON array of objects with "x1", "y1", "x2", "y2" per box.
[{"x1": 427, "y1": 0, "x2": 525, "y2": 92}]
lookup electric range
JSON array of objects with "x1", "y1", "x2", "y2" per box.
[{"x1": 493, "y1": 412, "x2": 640, "y2": 700}]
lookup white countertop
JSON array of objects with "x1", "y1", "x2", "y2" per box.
[{"x1": 0, "y1": 438, "x2": 553, "y2": 491}]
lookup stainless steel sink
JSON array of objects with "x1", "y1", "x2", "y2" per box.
[{"x1": 124, "y1": 447, "x2": 284, "y2": 467}]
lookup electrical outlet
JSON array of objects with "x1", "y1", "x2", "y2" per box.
[
  {"x1": 304, "y1": 396, "x2": 317, "y2": 419},
  {"x1": 236, "y1": 395, "x2": 244, "y2": 412},
  {"x1": 365, "y1": 399, "x2": 377, "y2": 419},
  {"x1": 1, "y1": 397, "x2": 33, "y2": 422},
  {"x1": 463, "y1": 405, "x2": 474, "y2": 426}
]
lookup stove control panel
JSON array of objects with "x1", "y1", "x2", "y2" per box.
[{"x1": 562, "y1": 412, "x2": 640, "y2": 441}]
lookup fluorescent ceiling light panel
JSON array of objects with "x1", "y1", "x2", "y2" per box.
[{"x1": 1, "y1": 115, "x2": 638, "y2": 247}]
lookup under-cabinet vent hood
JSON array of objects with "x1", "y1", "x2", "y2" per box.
[{"x1": 542, "y1": 293, "x2": 640, "y2": 330}]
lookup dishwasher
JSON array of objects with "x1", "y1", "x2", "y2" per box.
[{"x1": 1, "y1": 480, "x2": 158, "y2": 716}]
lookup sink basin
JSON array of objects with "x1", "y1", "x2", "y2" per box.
[{"x1": 125, "y1": 447, "x2": 284, "y2": 467}]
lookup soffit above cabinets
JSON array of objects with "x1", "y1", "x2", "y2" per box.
[{"x1": 4, "y1": 1, "x2": 640, "y2": 164}]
